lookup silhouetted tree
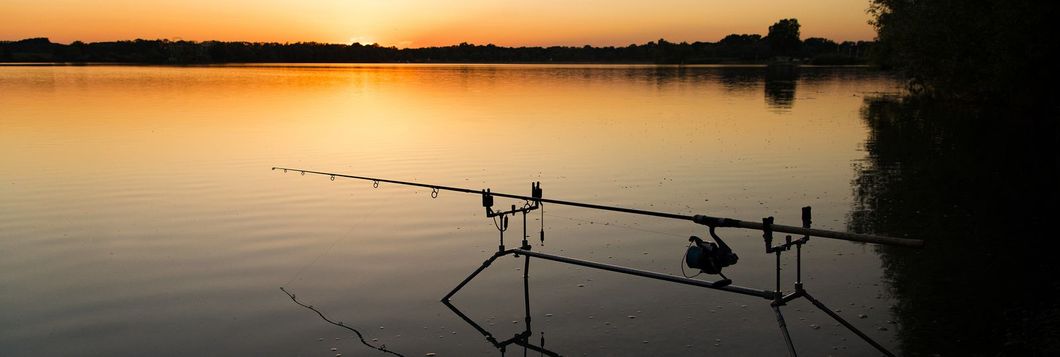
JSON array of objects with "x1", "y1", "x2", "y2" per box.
[
  {"x1": 718, "y1": 34, "x2": 764, "y2": 61},
  {"x1": 869, "y1": 0, "x2": 1055, "y2": 108},
  {"x1": 766, "y1": 18, "x2": 801, "y2": 58},
  {"x1": 862, "y1": 9, "x2": 1058, "y2": 355},
  {"x1": 802, "y1": 37, "x2": 837, "y2": 57},
  {"x1": 802, "y1": 37, "x2": 862, "y2": 65}
]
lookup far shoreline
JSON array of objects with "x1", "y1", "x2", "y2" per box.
[{"x1": 0, "y1": 62, "x2": 874, "y2": 68}]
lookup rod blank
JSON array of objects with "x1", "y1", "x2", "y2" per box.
[{"x1": 272, "y1": 167, "x2": 924, "y2": 247}]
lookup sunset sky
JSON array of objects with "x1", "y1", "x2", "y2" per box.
[{"x1": 0, "y1": 0, "x2": 875, "y2": 47}]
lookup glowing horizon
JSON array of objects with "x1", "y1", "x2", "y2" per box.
[{"x1": 0, "y1": 1, "x2": 875, "y2": 48}]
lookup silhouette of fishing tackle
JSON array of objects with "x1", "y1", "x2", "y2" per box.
[
  {"x1": 443, "y1": 283, "x2": 558, "y2": 356},
  {"x1": 273, "y1": 167, "x2": 924, "y2": 357}
]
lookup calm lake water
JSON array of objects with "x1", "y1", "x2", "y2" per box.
[{"x1": 1, "y1": 64, "x2": 908, "y2": 356}]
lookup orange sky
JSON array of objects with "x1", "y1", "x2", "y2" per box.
[{"x1": 0, "y1": 1, "x2": 875, "y2": 47}]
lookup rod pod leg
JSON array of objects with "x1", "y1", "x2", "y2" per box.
[
  {"x1": 443, "y1": 251, "x2": 510, "y2": 301},
  {"x1": 772, "y1": 304, "x2": 799, "y2": 357},
  {"x1": 522, "y1": 254, "x2": 531, "y2": 327},
  {"x1": 801, "y1": 291, "x2": 896, "y2": 357}
]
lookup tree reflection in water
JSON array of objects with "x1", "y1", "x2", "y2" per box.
[
  {"x1": 851, "y1": 95, "x2": 1058, "y2": 356},
  {"x1": 764, "y1": 64, "x2": 797, "y2": 110}
]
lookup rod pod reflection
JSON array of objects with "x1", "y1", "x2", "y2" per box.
[{"x1": 273, "y1": 167, "x2": 920, "y2": 356}]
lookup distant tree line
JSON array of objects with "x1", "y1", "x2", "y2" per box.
[{"x1": 1, "y1": 20, "x2": 871, "y2": 65}]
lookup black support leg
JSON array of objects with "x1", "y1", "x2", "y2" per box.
[
  {"x1": 802, "y1": 291, "x2": 895, "y2": 357},
  {"x1": 442, "y1": 251, "x2": 512, "y2": 301},
  {"x1": 772, "y1": 304, "x2": 799, "y2": 357}
]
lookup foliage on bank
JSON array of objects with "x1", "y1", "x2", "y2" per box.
[{"x1": 869, "y1": 0, "x2": 1056, "y2": 109}]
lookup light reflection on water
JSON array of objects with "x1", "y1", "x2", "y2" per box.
[{"x1": 1, "y1": 64, "x2": 901, "y2": 356}]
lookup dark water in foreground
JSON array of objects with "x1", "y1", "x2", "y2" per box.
[{"x1": 2, "y1": 64, "x2": 1051, "y2": 356}]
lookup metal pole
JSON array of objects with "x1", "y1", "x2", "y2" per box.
[
  {"x1": 272, "y1": 167, "x2": 923, "y2": 247},
  {"x1": 775, "y1": 252, "x2": 782, "y2": 293},
  {"x1": 772, "y1": 305, "x2": 799, "y2": 357},
  {"x1": 801, "y1": 291, "x2": 896, "y2": 357},
  {"x1": 512, "y1": 249, "x2": 774, "y2": 299},
  {"x1": 442, "y1": 251, "x2": 507, "y2": 301},
  {"x1": 523, "y1": 254, "x2": 531, "y2": 326}
]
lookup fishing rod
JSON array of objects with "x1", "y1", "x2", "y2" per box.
[
  {"x1": 271, "y1": 167, "x2": 923, "y2": 248},
  {"x1": 273, "y1": 166, "x2": 922, "y2": 357}
]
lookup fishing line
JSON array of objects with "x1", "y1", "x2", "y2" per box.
[{"x1": 280, "y1": 287, "x2": 404, "y2": 357}]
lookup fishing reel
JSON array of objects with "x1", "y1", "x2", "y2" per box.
[{"x1": 685, "y1": 227, "x2": 739, "y2": 279}]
